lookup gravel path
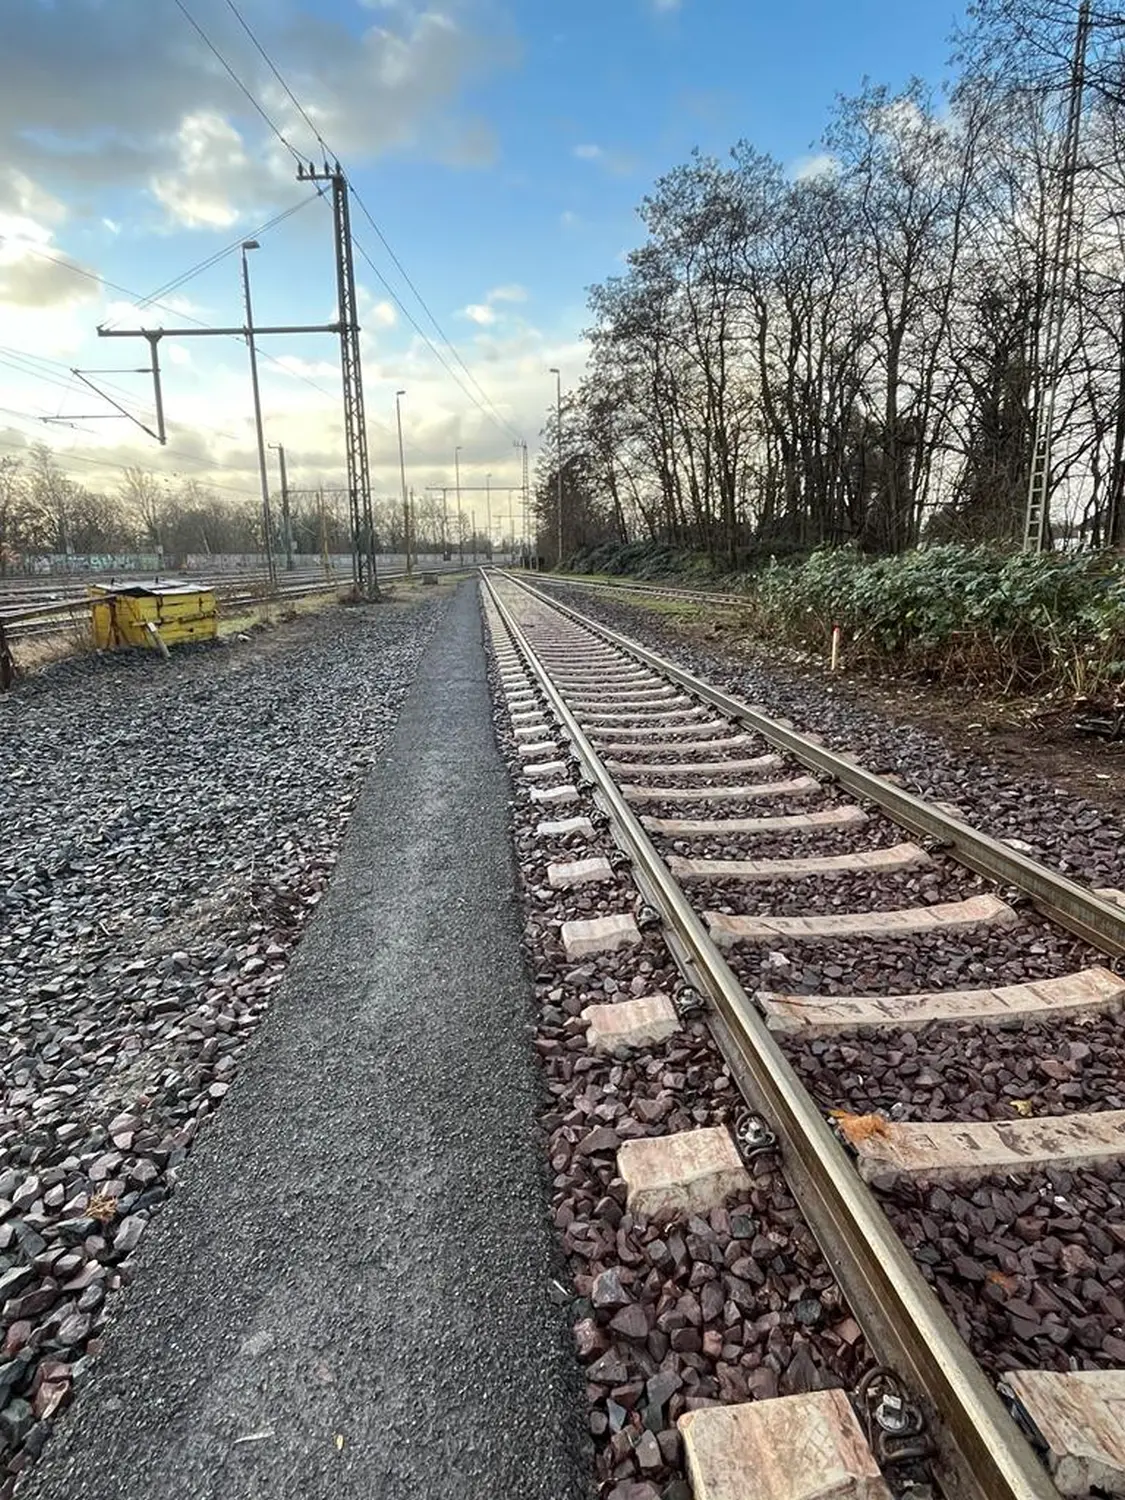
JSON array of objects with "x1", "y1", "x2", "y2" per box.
[
  {"x1": 541, "y1": 581, "x2": 1125, "y2": 889},
  {"x1": 0, "y1": 602, "x2": 448, "y2": 1492}
]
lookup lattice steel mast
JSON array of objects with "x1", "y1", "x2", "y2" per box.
[
  {"x1": 1023, "y1": 1, "x2": 1092, "y2": 552},
  {"x1": 298, "y1": 162, "x2": 378, "y2": 596}
]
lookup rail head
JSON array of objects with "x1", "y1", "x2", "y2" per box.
[{"x1": 484, "y1": 568, "x2": 1061, "y2": 1500}]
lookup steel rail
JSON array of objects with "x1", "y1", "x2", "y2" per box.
[
  {"x1": 0, "y1": 561, "x2": 470, "y2": 619},
  {"x1": 552, "y1": 573, "x2": 749, "y2": 607},
  {"x1": 484, "y1": 570, "x2": 1058, "y2": 1500},
  {"x1": 1, "y1": 567, "x2": 469, "y2": 636},
  {"x1": 512, "y1": 572, "x2": 1125, "y2": 957}
]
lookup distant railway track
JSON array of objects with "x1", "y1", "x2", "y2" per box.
[
  {"x1": 485, "y1": 566, "x2": 1125, "y2": 1500},
  {"x1": 549, "y1": 573, "x2": 752, "y2": 609},
  {"x1": 0, "y1": 560, "x2": 470, "y2": 617},
  {"x1": 0, "y1": 562, "x2": 470, "y2": 683}
]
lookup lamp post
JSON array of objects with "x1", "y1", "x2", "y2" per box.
[
  {"x1": 267, "y1": 442, "x2": 293, "y2": 571},
  {"x1": 454, "y1": 445, "x2": 464, "y2": 566},
  {"x1": 514, "y1": 437, "x2": 528, "y2": 566},
  {"x1": 241, "y1": 240, "x2": 277, "y2": 590},
  {"x1": 485, "y1": 472, "x2": 492, "y2": 562},
  {"x1": 395, "y1": 388, "x2": 410, "y2": 574}
]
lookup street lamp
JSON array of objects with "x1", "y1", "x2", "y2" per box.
[
  {"x1": 395, "y1": 389, "x2": 410, "y2": 574},
  {"x1": 549, "y1": 367, "x2": 563, "y2": 566},
  {"x1": 454, "y1": 445, "x2": 464, "y2": 566},
  {"x1": 241, "y1": 240, "x2": 277, "y2": 589},
  {"x1": 267, "y1": 442, "x2": 293, "y2": 571},
  {"x1": 485, "y1": 472, "x2": 492, "y2": 562},
  {"x1": 514, "y1": 437, "x2": 528, "y2": 566}
]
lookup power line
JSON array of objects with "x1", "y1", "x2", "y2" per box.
[
  {"x1": 0, "y1": 366, "x2": 309, "y2": 494},
  {"x1": 0, "y1": 429, "x2": 262, "y2": 499},
  {"x1": 0, "y1": 343, "x2": 318, "y2": 453},
  {"x1": 0, "y1": 233, "x2": 345, "y2": 407},
  {"x1": 184, "y1": 0, "x2": 523, "y2": 445},
  {"x1": 119, "y1": 196, "x2": 322, "y2": 320},
  {"x1": 349, "y1": 233, "x2": 519, "y2": 442},
  {"x1": 223, "y1": 0, "x2": 332, "y2": 158},
  {"x1": 170, "y1": 0, "x2": 302, "y2": 163},
  {"x1": 348, "y1": 187, "x2": 523, "y2": 443}
]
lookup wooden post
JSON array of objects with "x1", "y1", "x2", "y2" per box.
[{"x1": 0, "y1": 621, "x2": 13, "y2": 691}]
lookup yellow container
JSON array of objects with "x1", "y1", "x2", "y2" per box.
[{"x1": 89, "y1": 582, "x2": 218, "y2": 651}]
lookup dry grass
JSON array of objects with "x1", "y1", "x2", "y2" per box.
[{"x1": 10, "y1": 617, "x2": 97, "y2": 674}]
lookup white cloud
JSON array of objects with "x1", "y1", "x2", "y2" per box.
[
  {"x1": 0, "y1": 192, "x2": 97, "y2": 314},
  {"x1": 369, "y1": 300, "x2": 397, "y2": 328},
  {"x1": 790, "y1": 152, "x2": 838, "y2": 183},
  {"x1": 652, "y1": 0, "x2": 682, "y2": 11},
  {"x1": 0, "y1": 1, "x2": 512, "y2": 229},
  {"x1": 458, "y1": 284, "x2": 529, "y2": 328},
  {"x1": 462, "y1": 303, "x2": 497, "y2": 325},
  {"x1": 0, "y1": 169, "x2": 67, "y2": 227},
  {"x1": 572, "y1": 142, "x2": 635, "y2": 176},
  {"x1": 0, "y1": 244, "x2": 98, "y2": 309},
  {"x1": 272, "y1": 354, "x2": 339, "y2": 380},
  {"x1": 150, "y1": 112, "x2": 253, "y2": 229},
  {"x1": 560, "y1": 210, "x2": 579, "y2": 228}
]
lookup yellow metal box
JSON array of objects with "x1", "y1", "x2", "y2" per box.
[{"x1": 89, "y1": 582, "x2": 218, "y2": 651}]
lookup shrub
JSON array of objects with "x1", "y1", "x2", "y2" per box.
[{"x1": 571, "y1": 542, "x2": 1125, "y2": 700}]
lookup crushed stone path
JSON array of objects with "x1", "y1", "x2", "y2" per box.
[{"x1": 25, "y1": 580, "x2": 589, "y2": 1500}]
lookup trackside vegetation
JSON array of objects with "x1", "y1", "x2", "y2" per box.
[{"x1": 569, "y1": 541, "x2": 1125, "y2": 700}]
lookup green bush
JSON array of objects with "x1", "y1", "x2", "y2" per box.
[
  {"x1": 750, "y1": 546, "x2": 1125, "y2": 696},
  {"x1": 570, "y1": 542, "x2": 1125, "y2": 699}
]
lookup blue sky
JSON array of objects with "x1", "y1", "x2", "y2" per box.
[{"x1": 0, "y1": 0, "x2": 967, "y2": 511}]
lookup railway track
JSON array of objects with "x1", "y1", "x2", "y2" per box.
[
  {"x1": 0, "y1": 563, "x2": 468, "y2": 667},
  {"x1": 483, "y1": 568, "x2": 1125, "y2": 1500},
  {"x1": 551, "y1": 573, "x2": 751, "y2": 610},
  {"x1": 0, "y1": 566, "x2": 335, "y2": 612},
  {"x1": 0, "y1": 562, "x2": 466, "y2": 618}
]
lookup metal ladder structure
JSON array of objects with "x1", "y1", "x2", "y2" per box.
[{"x1": 1023, "y1": 0, "x2": 1091, "y2": 552}]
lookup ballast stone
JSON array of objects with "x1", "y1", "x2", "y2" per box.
[
  {"x1": 618, "y1": 1127, "x2": 750, "y2": 1218},
  {"x1": 1001, "y1": 1369, "x2": 1125, "y2": 1496},
  {"x1": 583, "y1": 994, "x2": 679, "y2": 1054},
  {"x1": 547, "y1": 857, "x2": 614, "y2": 890},
  {"x1": 679, "y1": 1391, "x2": 891, "y2": 1500},
  {"x1": 561, "y1": 912, "x2": 641, "y2": 960}
]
